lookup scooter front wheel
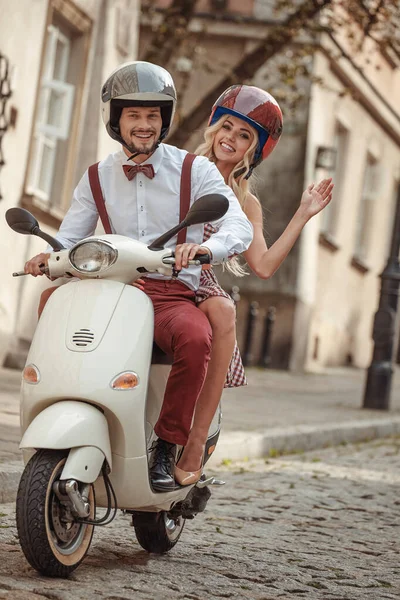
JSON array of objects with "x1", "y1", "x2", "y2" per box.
[
  {"x1": 16, "y1": 449, "x2": 95, "y2": 577},
  {"x1": 133, "y1": 511, "x2": 185, "y2": 553}
]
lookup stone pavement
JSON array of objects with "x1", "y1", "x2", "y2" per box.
[
  {"x1": 0, "y1": 365, "x2": 399, "y2": 501},
  {"x1": 0, "y1": 369, "x2": 22, "y2": 503},
  {"x1": 0, "y1": 438, "x2": 399, "y2": 599}
]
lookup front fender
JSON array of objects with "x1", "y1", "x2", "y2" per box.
[{"x1": 20, "y1": 401, "x2": 112, "y2": 468}]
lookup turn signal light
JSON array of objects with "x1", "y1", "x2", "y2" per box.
[
  {"x1": 110, "y1": 372, "x2": 139, "y2": 390},
  {"x1": 23, "y1": 364, "x2": 40, "y2": 384}
]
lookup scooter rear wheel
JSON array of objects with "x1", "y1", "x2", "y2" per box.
[
  {"x1": 133, "y1": 511, "x2": 185, "y2": 553},
  {"x1": 16, "y1": 449, "x2": 95, "y2": 577}
]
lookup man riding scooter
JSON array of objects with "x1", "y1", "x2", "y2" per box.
[{"x1": 24, "y1": 61, "x2": 253, "y2": 492}]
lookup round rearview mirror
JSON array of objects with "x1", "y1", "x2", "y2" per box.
[
  {"x1": 184, "y1": 194, "x2": 229, "y2": 226},
  {"x1": 5, "y1": 208, "x2": 39, "y2": 235}
]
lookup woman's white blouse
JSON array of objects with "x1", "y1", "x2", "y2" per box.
[{"x1": 54, "y1": 143, "x2": 253, "y2": 290}]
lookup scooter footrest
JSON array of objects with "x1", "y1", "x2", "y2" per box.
[{"x1": 168, "y1": 485, "x2": 212, "y2": 520}]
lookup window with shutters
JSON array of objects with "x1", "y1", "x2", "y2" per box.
[
  {"x1": 22, "y1": 0, "x2": 91, "y2": 227},
  {"x1": 27, "y1": 25, "x2": 75, "y2": 203},
  {"x1": 352, "y1": 153, "x2": 380, "y2": 270},
  {"x1": 320, "y1": 122, "x2": 349, "y2": 244}
]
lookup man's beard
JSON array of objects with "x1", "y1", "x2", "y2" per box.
[{"x1": 123, "y1": 131, "x2": 159, "y2": 156}]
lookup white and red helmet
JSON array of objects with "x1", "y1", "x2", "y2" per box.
[{"x1": 209, "y1": 84, "x2": 283, "y2": 168}]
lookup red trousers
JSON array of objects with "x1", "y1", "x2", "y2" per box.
[{"x1": 143, "y1": 278, "x2": 212, "y2": 446}]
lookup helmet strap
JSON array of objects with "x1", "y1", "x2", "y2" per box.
[
  {"x1": 233, "y1": 165, "x2": 255, "y2": 180},
  {"x1": 126, "y1": 140, "x2": 161, "y2": 162},
  {"x1": 233, "y1": 167, "x2": 246, "y2": 179},
  {"x1": 244, "y1": 166, "x2": 254, "y2": 180},
  {"x1": 127, "y1": 151, "x2": 141, "y2": 161}
]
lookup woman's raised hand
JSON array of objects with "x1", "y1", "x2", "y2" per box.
[{"x1": 298, "y1": 178, "x2": 334, "y2": 220}]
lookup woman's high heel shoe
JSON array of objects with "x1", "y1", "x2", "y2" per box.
[
  {"x1": 175, "y1": 440, "x2": 205, "y2": 485},
  {"x1": 174, "y1": 465, "x2": 202, "y2": 486}
]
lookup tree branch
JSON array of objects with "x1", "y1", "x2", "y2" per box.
[
  {"x1": 142, "y1": 0, "x2": 197, "y2": 66},
  {"x1": 168, "y1": 0, "x2": 333, "y2": 148}
]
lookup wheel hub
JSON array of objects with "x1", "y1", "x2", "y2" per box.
[
  {"x1": 164, "y1": 514, "x2": 183, "y2": 542},
  {"x1": 51, "y1": 495, "x2": 81, "y2": 543}
]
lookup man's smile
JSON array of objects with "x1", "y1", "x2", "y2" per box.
[{"x1": 131, "y1": 130, "x2": 155, "y2": 140}]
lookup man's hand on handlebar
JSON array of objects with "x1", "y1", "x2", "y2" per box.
[
  {"x1": 174, "y1": 244, "x2": 211, "y2": 271},
  {"x1": 24, "y1": 253, "x2": 51, "y2": 277}
]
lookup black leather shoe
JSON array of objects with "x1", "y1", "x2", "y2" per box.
[{"x1": 149, "y1": 438, "x2": 176, "y2": 492}]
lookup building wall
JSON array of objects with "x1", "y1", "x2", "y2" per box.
[
  {"x1": 0, "y1": 0, "x2": 140, "y2": 367},
  {"x1": 139, "y1": 12, "x2": 313, "y2": 369},
  {"x1": 211, "y1": 47, "x2": 313, "y2": 368},
  {"x1": 0, "y1": 0, "x2": 49, "y2": 365},
  {"x1": 140, "y1": 5, "x2": 400, "y2": 371},
  {"x1": 155, "y1": 0, "x2": 255, "y2": 17},
  {"x1": 3, "y1": 2, "x2": 398, "y2": 373},
  {"x1": 216, "y1": 105, "x2": 310, "y2": 369},
  {"x1": 303, "y1": 50, "x2": 400, "y2": 371}
]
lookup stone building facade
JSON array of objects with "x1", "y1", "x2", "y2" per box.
[
  {"x1": 0, "y1": 0, "x2": 140, "y2": 367},
  {"x1": 141, "y1": 0, "x2": 400, "y2": 371},
  {"x1": 1, "y1": 0, "x2": 399, "y2": 374}
]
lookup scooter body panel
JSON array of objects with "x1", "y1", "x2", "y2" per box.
[
  {"x1": 20, "y1": 277, "x2": 221, "y2": 511},
  {"x1": 21, "y1": 280, "x2": 154, "y2": 460},
  {"x1": 94, "y1": 454, "x2": 197, "y2": 510},
  {"x1": 61, "y1": 445, "x2": 106, "y2": 483},
  {"x1": 20, "y1": 279, "x2": 204, "y2": 509},
  {"x1": 20, "y1": 400, "x2": 112, "y2": 468}
]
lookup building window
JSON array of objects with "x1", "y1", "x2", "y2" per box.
[
  {"x1": 320, "y1": 122, "x2": 349, "y2": 241},
  {"x1": 384, "y1": 179, "x2": 400, "y2": 258},
  {"x1": 353, "y1": 153, "x2": 380, "y2": 265},
  {"x1": 27, "y1": 25, "x2": 75, "y2": 204},
  {"x1": 23, "y1": 0, "x2": 91, "y2": 226}
]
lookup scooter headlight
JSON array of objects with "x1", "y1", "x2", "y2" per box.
[{"x1": 69, "y1": 240, "x2": 118, "y2": 274}]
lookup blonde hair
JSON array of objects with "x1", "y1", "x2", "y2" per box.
[{"x1": 195, "y1": 114, "x2": 259, "y2": 276}]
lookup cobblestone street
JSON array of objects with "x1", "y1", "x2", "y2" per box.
[{"x1": 0, "y1": 439, "x2": 399, "y2": 599}]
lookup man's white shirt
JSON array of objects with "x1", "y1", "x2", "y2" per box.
[{"x1": 54, "y1": 143, "x2": 253, "y2": 290}]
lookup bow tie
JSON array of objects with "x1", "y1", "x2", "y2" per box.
[{"x1": 123, "y1": 164, "x2": 155, "y2": 181}]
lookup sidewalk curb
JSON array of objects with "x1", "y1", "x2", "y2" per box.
[
  {"x1": 1, "y1": 417, "x2": 400, "y2": 503},
  {"x1": 210, "y1": 416, "x2": 400, "y2": 464},
  {"x1": 0, "y1": 461, "x2": 23, "y2": 503}
]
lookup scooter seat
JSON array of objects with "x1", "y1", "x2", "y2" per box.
[{"x1": 151, "y1": 342, "x2": 173, "y2": 365}]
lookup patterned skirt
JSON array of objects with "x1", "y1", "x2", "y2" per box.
[{"x1": 196, "y1": 267, "x2": 247, "y2": 388}]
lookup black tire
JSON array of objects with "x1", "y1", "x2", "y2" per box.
[
  {"x1": 133, "y1": 511, "x2": 185, "y2": 553},
  {"x1": 16, "y1": 449, "x2": 95, "y2": 577}
]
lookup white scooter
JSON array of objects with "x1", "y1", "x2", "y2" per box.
[{"x1": 5, "y1": 194, "x2": 228, "y2": 578}]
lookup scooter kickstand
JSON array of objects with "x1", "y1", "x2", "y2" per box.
[{"x1": 196, "y1": 476, "x2": 225, "y2": 488}]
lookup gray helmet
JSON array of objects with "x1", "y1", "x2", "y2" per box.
[{"x1": 101, "y1": 61, "x2": 177, "y2": 147}]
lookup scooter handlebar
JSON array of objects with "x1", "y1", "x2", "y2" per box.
[
  {"x1": 162, "y1": 253, "x2": 211, "y2": 266},
  {"x1": 12, "y1": 265, "x2": 49, "y2": 277},
  {"x1": 192, "y1": 253, "x2": 211, "y2": 265}
]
